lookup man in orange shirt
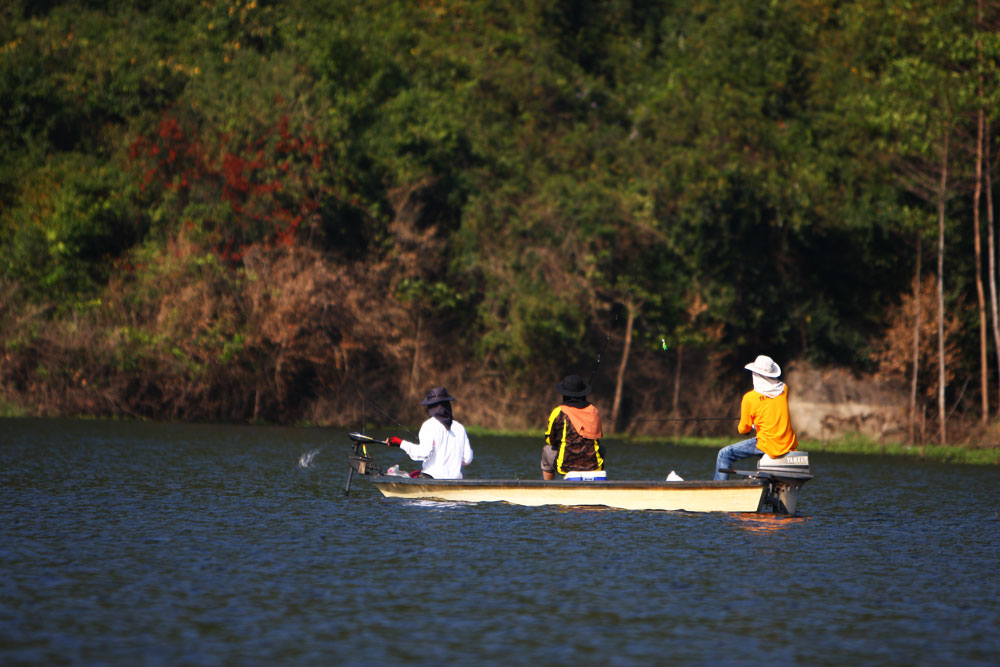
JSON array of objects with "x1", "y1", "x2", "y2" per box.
[{"x1": 714, "y1": 355, "x2": 798, "y2": 480}]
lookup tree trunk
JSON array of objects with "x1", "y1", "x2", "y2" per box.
[
  {"x1": 974, "y1": 4, "x2": 988, "y2": 424},
  {"x1": 921, "y1": 405, "x2": 927, "y2": 457},
  {"x1": 936, "y1": 126, "x2": 950, "y2": 446},
  {"x1": 974, "y1": 112, "x2": 988, "y2": 423},
  {"x1": 986, "y1": 118, "x2": 1000, "y2": 415},
  {"x1": 610, "y1": 299, "x2": 635, "y2": 432},
  {"x1": 910, "y1": 235, "x2": 921, "y2": 445}
]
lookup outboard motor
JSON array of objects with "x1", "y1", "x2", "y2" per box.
[{"x1": 757, "y1": 452, "x2": 813, "y2": 515}]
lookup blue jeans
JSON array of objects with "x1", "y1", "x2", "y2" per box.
[{"x1": 714, "y1": 437, "x2": 762, "y2": 480}]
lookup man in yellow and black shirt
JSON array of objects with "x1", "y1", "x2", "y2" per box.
[{"x1": 541, "y1": 375, "x2": 605, "y2": 480}]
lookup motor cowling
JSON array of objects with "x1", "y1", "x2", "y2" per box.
[{"x1": 757, "y1": 452, "x2": 812, "y2": 479}]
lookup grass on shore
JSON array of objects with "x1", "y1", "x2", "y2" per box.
[
  {"x1": 2, "y1": 413, "x2": 995, "y2": 465},
  {"x1": 0, "y1": 398, "x2": 29, "y2": 418},
  {"x1": 631, "y1": 433, "x2": 1000, "y2": 466}
]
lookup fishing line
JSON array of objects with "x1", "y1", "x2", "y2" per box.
[
  {"x1": 340, "y1": 256, "x2": 418, "y2": 441},
  {"x1": 344, "y1": 256, "x2": 418, "y2": 438}
]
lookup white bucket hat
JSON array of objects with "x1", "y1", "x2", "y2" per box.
[{"x1": 745, "y1": 355, "x2": 781, "y2": 378}]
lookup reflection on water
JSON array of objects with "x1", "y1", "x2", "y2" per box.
[
  {"x1": 726, "y1": 512, "x2": 809, "y2": 533},
  {"x1": 398, "y1": 499, "x2": 473, "y2": 510},
  {"x1": 2, "y1": 418, "x2": 999, "y2": 666}
]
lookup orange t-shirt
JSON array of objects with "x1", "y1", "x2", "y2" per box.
[{"x1": 738, "y1": 386, "x2": 798, "y2": 458}]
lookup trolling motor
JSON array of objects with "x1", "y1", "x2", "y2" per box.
[{"x1": 344, "y1": 432, "x2": 384, "y2": 496}]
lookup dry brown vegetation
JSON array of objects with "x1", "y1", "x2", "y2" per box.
[
  {"x1": 3, "y1": 237, "x2": 991, "y2": 448},
  {"x1": 0, "y1": 228, "x2": 745, "y2": 435},
  {"x1": 871, "y1": 275, "x2": 965, "y2": 399}
]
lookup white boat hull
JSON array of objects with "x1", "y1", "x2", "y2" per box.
[{"x1": 369, "y1": 477, "x2": 771, "y2": 513}]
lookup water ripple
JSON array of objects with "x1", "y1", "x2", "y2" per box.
[{"x1": 1, "y1": 419, "x2": 998, "y2": 665}]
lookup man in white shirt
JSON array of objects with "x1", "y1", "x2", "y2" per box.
[{"x1": 386, "y1": 387, "x2": 473, "y2": 479}]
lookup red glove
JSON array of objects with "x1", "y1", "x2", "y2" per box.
[{"x1": 386, "y1": 436, "x2": 402, "y2": 447}]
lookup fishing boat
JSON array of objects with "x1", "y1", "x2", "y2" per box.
[{"x1": 344, "y1": 433, "x2": 814, "y2": 514}]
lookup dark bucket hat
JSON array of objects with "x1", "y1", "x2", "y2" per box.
[
  {"x1": 421, "y1": 386, "x2": 456, "y2": 406},
  {"x1": 555, "y1": 374, "x2": 592, "y2": 397}
]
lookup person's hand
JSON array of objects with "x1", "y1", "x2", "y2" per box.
[{"x1": 386, "y1": 436, "x2": 402, "y2": 447}]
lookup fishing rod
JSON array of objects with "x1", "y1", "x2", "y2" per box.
[
  {"x1": 344, "y1": 391, "x2": 387, "y2": 497},
  {"x1": 351, "y1": 381, "x2": 418, "y2": 440},
  {"x1": 639, "y1": 417, "x2": 739, "y2": 423},
  {"x1": 588, "y1": 286, "x2": 632, "y2": 387},
  {"x1": 344, "y1": 381, "x2": 419, "y2": 496}
]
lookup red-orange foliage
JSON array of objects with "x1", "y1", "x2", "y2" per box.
[{"x1": 127, "y1": 111, "x2": 331, "y2": 262}]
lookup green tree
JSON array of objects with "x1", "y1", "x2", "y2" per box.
[{"x1": 842, "y1": 0, "x2": 981, "y2": 444}]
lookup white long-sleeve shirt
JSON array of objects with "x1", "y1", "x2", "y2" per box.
[{"x1": 400, "y1": 417, "x2": 473, "y2": 479}]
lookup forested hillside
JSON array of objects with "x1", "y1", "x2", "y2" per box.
[{"x1": 2, "y1": 0, "x2": 998, "y2": 442}]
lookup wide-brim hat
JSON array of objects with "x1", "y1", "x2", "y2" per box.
[
  {"x1": 744, "y1": 355, "x2": 781, "y2": 378},
  {"x1": 555, "y1": 374, "x2": 592, "y2": 397},
  {"x1": 421, "y1": 386, "x2": 456, "y2": 405}
]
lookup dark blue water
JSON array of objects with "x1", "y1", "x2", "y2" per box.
[{"x1": 2, "y1": 418, "x2": 998, "y2": 665}]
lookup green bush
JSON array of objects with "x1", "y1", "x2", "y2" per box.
[{"x1": 0, "y1": 154, "x2": 135, "y2": 303}]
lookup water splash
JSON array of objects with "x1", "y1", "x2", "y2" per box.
[{"x1": 298, "y1": 449, "x2": 319, "y2": 468}]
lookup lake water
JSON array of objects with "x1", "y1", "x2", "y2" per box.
[{"x1": 2, "y1": 418, "x2": 998, "y2": 665}]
